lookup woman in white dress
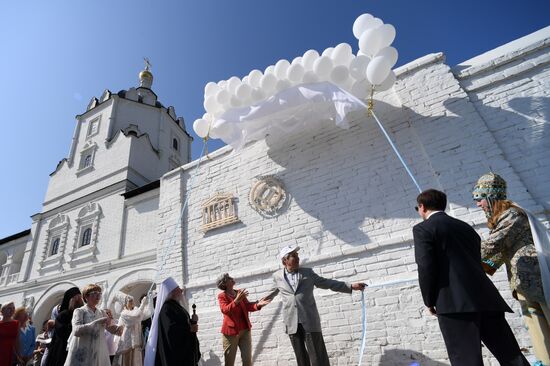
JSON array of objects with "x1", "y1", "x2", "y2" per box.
[
  {"x1": 116, "y1": 294, "x2": 149, "y2": 366},
  {"x1": 64, "y1": 284, "x2": 123, "y2": 366}
]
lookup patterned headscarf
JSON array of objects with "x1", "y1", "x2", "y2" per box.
[{"x1": 472, "y1": 172, "x2": 507, "y2": 218}]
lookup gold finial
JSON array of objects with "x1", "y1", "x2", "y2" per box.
[{"x1": 139, "y1": 57, "x2": 153, "y2": 88}]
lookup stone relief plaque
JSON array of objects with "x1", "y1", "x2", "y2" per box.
[
  {"x1": 249, "y1": 175, "x2": 289, "y2": 217},
  {"x1": 201, "y1": 193, "x2": 240, "y2": 232}
]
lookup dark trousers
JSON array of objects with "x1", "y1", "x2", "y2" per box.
[
  {"x1": 288, "y1": 323, "x2": 330, "y2": 366},
  {"x1": 438, "y1": 312, "x2": 530, "y2": 366}
]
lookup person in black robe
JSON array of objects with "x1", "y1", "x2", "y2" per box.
[
  {"x1": 144, "y1": 277, "x2": 200, "y2": 366},
  {"x1": 45, "y1": 286, "x2": 83, "y2": 366},
  {"x1": 155, "y1": 297, "x2": 200, "y2": 365}
]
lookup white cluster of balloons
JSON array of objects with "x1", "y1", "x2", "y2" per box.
[{"x1": 193, "y1": 13, "x2": 398, "y2": 139}]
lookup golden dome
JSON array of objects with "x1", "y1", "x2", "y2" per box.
[{"x1": 139, "y1": 69, "x2": 153, "y2": 79}]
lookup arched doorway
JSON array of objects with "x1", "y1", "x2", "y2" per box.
[
  {"x1": 32, "y1": 281, "x2": 78, "y2": 332},
  {"x1": 106, "y1": 268, "x2": 155, "y2": 318}
]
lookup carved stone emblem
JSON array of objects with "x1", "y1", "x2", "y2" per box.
[
  {"x1": 249, "y1": 175, "x2": 289, "y2": 217},
  {"x1": 201, "y1": 193, "x2": 240, "y2": 232}
]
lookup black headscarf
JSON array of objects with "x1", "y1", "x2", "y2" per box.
[{"x1": 59, "y1": 287, "x2": 81, "y2": 312}]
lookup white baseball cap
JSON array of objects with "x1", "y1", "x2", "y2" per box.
[{"x1": 279, "y1": 245, "x2": 300, "y2": 260}]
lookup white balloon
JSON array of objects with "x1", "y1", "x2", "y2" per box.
[
  {"x1": 332, "y1": 43, "x2": 353, "y2": 66},
  {"x1": 287, "y1": 63, "x2": 305, "y2": 82},
  {"x1": 274, "y1": 59, "x2": 290, "y2": 79},
  {"x1": 275, "y1": 79, "x2": 292, "y2": 92},
  {"x1": 204, "y1": 82, "x2": 219, "y2": 97},
  {"x1": 193, "y1": 118, "x2": 210, "y2": 138},
  {"x1": 375, "y1": 46, "x2": 398, "y2": 68},
  {"x1": 242, "y1": 76, "x2": 249, "y2": 85},
  {"x1": 211, "y1": 119, "x2": 235, "y2": 140},
  {"x1": 227, "y1": 77, "x2": 241, "y2": 93},
  {"x1": 264, "y1": 65, "x2": 275, "y2": 75},
  {"x1": 230, "y1": 95, "x2": 242, "y2": 108},
  {"x1": 236, "y1": 83, "x2": 252, "y2": 100},
  {"x1": 202, "y1": 112, "x2": 212, "y2": 122},
  {"x1": 352, "y1": 13, "x2": 374, "y2": 39},
  {"x1": 351, "y1": 79, "x2": 373, "y2": 99},
  {"x1": 376, "y1": 70, "x2": 397, "y2": 91},
  {"x1": 349, "y1": 55, "x2": 371, "y2": 80},
  {"x1": 322, "y1": 47, "x2": 334, "y2": 58},
  {"x1": 366, "y1": 56, "x2": 392, "y2": 85},
  {"x1": 302, "y1": 71, "x2": 319, "y2": 83},
  {"x1": 302, "y1": 49, "x2": 320, "y2": 70},
  {"x1": 330, "y1": 65, "x2": 349, "y2": 85},
  {"x1": 378, "y1": 24, "x2": 396, "y2": 48},
  {"x1": 204, "y1": 96, "x2": 220, "y2": 114},
  {"x1": 248, "y1": 69, "x2": 263, "y2": 88},
  {"x1": 370, "y1": 17, "x2": 383, "y2": 29},
  {"x1": 216, "y1": 89, "x2": 230, "y2": 105},
  {"x1": 342, "y1": 77, "x2": 354, "y2": 93},
  {"x1": 251, "y1": 87, "x2": 265, "y2": 103},
  {"x1": 292, "y1": 56, "x2": 303, "y2": 65},
  {"x1": 359, "y1": 27, "x2": 383, "y2": 57},
  {"x1": 217, "y1": 80, "x2": 227, "y2": 88},
  {"x1": 260, "y1": 73, "x2": 277, "y2": 91},
  {"x1": 313, "y1": 56, "x2": 333, "y2": 77}
]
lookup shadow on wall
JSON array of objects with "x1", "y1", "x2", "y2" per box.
[
  {"x1": 200, "y1": 302, "x2": 282, "y2": 366},
  {"x1": 263, "y1": 98, "x2": 501, "y2": 253},
  {"x1": 252, "y1": 302, "x2": 283, "y2": 364},
  {"x1": 379, "y1": 349, "x2": 447, "y2": 365},
  {"x1": 202, "y1": 350, "x2": 221, "y2": 366},
  {"x1": 445, "y1": 96, "x2": 550, "y2": 211}
]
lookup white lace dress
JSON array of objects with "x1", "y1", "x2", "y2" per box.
[
  {"x1": 115, "y1": 299, "x2": 149, "y2": 366},
  {"x1": 64, "y1": 305, "x2": 116, "y2": 366}
]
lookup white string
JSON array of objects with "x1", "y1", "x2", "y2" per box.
[
  {"x1": 370, "y1": 110, "x2": 422, "y2": 193},
  {"x1": 148, "y1": 142, "x2": 208, "y2": 296}
]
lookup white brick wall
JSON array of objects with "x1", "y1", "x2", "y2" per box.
[
  {"x1": 455, "y1": 39, "x2": 550, "y2": 214},
  {"x1": 157, "y1": 45, "x2": 549, "y2": 364}
]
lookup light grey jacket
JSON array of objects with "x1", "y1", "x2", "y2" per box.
[{"x1": 265, "y1": 267, "x2": 352, "y2": 334}]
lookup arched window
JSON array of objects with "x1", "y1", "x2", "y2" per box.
[
  {"x1": 172, "y1": 138, "x2": 179, "y2": 151},
  {"x1": 50, "y1": 238, "x2": 60, "y2": 256},
  {"x1": 84, "y1": 155, "x2": 92, "y2": 168},
  {"x1": 81, "y1": 228, "x2": 92, "y2": 246}
]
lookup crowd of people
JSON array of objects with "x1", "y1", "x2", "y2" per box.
[{"x1": 1, "y1": 171, "x2": 549, "y2": 366}]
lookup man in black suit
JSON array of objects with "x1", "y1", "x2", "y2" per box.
[{"x1": 413, "y1": 189, "x2": 529, "y2": 366}]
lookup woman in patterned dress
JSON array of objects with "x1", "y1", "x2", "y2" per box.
[
  {"x1": 474, "y1": 172, "x2": 550, "y2": 365},
  {"x1": 64, "y1": 284, "x2": 123, "y2": 366}
]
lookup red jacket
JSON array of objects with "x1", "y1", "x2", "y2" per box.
[{"x1": 218, "y1": 291, "x2": 259, "y2": 336}]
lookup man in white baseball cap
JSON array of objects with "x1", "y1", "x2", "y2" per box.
[{"x1": 263, "y1": 244, "x2": 366, "y2": 366}]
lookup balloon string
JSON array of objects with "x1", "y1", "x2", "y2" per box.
[
  {"x1": 147, "y1": 141, "x2": 209, "y2": 296},
  {"x1": 358, "y1": 290, "x2": 367, "y2": 366},
  {"x1": 370, "y1": 110, "x2": 422, "y2": 193},
  {"x1": 357, "y1": 278, "x2": 418, "y2": 365}
]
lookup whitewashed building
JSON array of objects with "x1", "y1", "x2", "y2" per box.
[
  {"x1": 1, "y1": 27, "x2": 549, "y2": 365},
  {"x1": 0, "y1": 65, "x2": 192, "y2": 329}
]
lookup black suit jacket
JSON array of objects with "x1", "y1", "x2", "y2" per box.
[{"x1": 413, "y1": 212, "x2": 512, "y2": 314}]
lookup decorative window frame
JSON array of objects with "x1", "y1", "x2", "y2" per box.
[
  {"x1": 201, "y1": 193, "x2": 240, "y2": 233},
  {"x1": 86, "y1": 115, "x2": 101, "y2": 139},
  {"x1": 68, "y1": 202, "x2": 102, "y2": 267},
  {"x1": 39, "y1": 214, "x2": 70, "y2": 273},
  {"x1": 77, "y1": 141, "x2": 98, "y2": 175}
]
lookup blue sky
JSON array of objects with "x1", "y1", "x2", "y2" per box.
[{"x1": 0, "y1": 0, "x2": 548, "y2": 238}]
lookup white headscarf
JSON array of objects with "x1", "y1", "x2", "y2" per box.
[{"x1": 144, "y1": 277, "x2": 179, "y2": 366}]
